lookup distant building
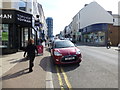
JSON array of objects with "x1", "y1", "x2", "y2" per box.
[
  {"x1": 32, "y1": 1, "x2": 47, "y2": 44},
  {"x1": 46, "y1": 17, "x2": 53, "y2": 38},
  {"x1": 65, "y1": 1, "x2": 119, "y2": 46}
]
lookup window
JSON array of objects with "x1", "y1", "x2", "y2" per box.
[
  {"x1": 55, "y1": 40, "x2": 75, "y2": 48},
  {"x1": 113, "y1": 19, "x2": 115, "y2": 22},
  {"x1": 21, "y1": 28, "x2": 28, "y2": 47},
  {"x1": 0, "y1": 24, "x2": 9, "y2": 48},
  {"x1": 19, "y1": 0, "x2": 27, "y2": 11},
  {"x1": 0, "y1": 2, "x2": 2, "y2": 8}
]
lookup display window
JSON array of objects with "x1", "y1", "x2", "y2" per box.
[
  {"x1": 0, "y1": 24, "x2": 9, "y2": 48},
  {"x1": 21, "y1": 28, "x2": 28, "y2": 47},
  {"x1": 94, "y1": 33, "x2": 99, "y2": 43},
  {"x1": 98, "y1": 31, "x2": 105, "y2": 43}
]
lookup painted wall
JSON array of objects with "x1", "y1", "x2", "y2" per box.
[
  {"x1": 80, "y1": 2, "x2": 113, "y2": 29},
  {"x1": 1, "y1": 0, "x2": 32, "y2": 14}
]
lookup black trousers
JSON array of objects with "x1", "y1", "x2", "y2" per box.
[{"x1": 29, "y1": 56, "x2": 35, "y2": 71}]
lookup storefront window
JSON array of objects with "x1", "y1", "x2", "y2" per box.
[
  {"x1": 0, "y1": 24, "x2": 9, "y2": 48},
  {"x1": 83, "y1": 34, "x2": 89, "y2": 42},
  {"x1": 21, "y1": 28, "x2": 28, "y2": 47},
  {"x1": 94, "y1": 33, "x2": 99, "y2": 43},
  {"x1": 98, "y1": 31, "x2": 105, "y2": 43},
  {"x1": 24, "y1": 28, "x2": 28, "y2": 46}
]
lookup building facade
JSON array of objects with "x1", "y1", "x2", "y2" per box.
[
  {"x1": 107, "y1": 14, "x2": 120, "y2": 46},
  {"x1": 79, "y1": 2, "x2": 113, "y2": 45},
  {"x1": 0, "y1": 0, "x2": 47, "y2": 54},
  {"x1": 0, "y1": 0, "x2": 33, "y2": 54},
  {"x1": 64, "y1": 1, "x2": 119, "y2": 46},
  {"x1": 32, "y1": 1, "x2": 47, "y2": 45},
  {"x1": 46, "y1": 17, "x2": 53, "y2": 38}
]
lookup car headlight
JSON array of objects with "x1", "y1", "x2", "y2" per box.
[
  {"x1": 54, "y1": 51, "x2": 62, "y2": 56},
  {"x1": 76, "y1": 50, "x2": 81, "y2": 54}
]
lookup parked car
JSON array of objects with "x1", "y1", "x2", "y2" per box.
[{"x1": 51, "y1": 40, "x2": 82, "y2": 65}]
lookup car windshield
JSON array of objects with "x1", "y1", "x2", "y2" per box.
[{"x1": 54, "y1": 40, "x2": 75, "y2": 48}]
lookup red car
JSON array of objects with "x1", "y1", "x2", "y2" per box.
[{"x1": 51, "y1": 40, "x2": 82, "y2": 65}]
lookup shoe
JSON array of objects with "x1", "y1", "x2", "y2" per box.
[{"x1": 29, "y1": 69, "x2": 33, "y2": 72}]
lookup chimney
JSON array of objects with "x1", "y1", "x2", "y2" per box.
[
  {"x1": 84, "y1": 4, "x2": 88, "y2": 7},
  {"x1": 107, "y1": 11, "x2": 112, "y2": 15}
]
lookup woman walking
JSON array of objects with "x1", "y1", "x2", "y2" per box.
[{"x1": 24, "y1": 39, "x2": 38, "y2": 72}]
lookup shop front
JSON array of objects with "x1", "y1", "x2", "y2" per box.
[
  {"x1": 82, "y1": 23, "x2": 108, "y2": 46},
  {"x1": 83, "y1": 31, "x2": 105, "y2": 45},
  {"x1": 0, "y1": 9, "x2": 32, "y2": 54}
]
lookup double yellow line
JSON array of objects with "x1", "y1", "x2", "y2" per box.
[{"x1": 56, "y1": 66, "x2": 72, "y2": 90}]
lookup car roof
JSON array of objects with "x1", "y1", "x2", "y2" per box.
[{"x1": 54, "y1": 40, "x2": 70, "y2": 43}]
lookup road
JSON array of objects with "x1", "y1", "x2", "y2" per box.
[{"x1": 52, "y1": 45, "x2": 118, "y2": 88}]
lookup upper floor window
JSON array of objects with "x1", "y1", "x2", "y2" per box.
[
  {"x1": 113, "y1": 19, "x2": 115, "y2": 22},
  {"x1": 0, "y1": 2, "x2": 2, "y2": 8},
  {"x1": 19, "y1": 0, "x2": 27, "y2": 11}
]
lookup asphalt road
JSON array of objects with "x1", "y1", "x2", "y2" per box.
[{"x1": 52, "y1": 45, "x2": 118, "y2": 88}]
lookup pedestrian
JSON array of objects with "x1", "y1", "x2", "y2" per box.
[
  {"x1": 24, "y1": 38, "x2": 38, "y2": 72},
  {"x1": 106, "y1": 39, "x2": 112, "y2": 49},
  {"x1": 44, "y1": 39, "x2": 47, "y2": 46}
]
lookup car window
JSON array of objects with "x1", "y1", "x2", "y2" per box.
[{"x1": 54, "y1": 40, "x2": 75, "y2": 48}]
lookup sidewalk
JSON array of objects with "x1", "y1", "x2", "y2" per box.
[
  {"x1": 76, "y1": 42, "x2": 119, "y2": 51},
  {"x1": 1, "y1": 51, "x2": 24, "y2": 76},
  {"x1": 1, "y1": 46, "x2": 52, "y2": 88},
  {"x1": 0, "y1": 41, "x2": 47, "y2": 76}
]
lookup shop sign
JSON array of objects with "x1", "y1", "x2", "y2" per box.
[
  {"x1": 0, "y1": 9, "x2": 32, "y2": 27},
  {"x1": 35, "y1": 20, "x2": 40, "y2": 26},
  {"x1": 35, "y1": 20, "x2": 43, "y2": 28},
  {"x1": 0, "y1": 9, "x2": 15, "y2": 23},
  {"x1": 16, "y1": 10, "x2": 32, "y2": 26},
  {"x1": 0, "y1": 14, "x2": 12, "y2": 19},
  {"x1": 17, "y1": 14, "x2": 31, "y2": 24}
]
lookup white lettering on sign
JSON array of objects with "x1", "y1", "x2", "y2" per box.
[
  {"x1": 17, "y1": 14, "x2": 31, "y2": 23},
  {"x1": 0, "y1": 14, "x2": 12, "y2": 19}
]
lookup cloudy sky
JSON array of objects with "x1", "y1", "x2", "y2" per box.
[{"x1": 38, "y1": 0, "x2": 119, "y2": 35}]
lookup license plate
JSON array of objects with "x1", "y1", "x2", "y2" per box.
[{"x1": 65, "y1": 57, "x2": 75, "y2": 60}]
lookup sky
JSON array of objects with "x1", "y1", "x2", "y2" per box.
[{"x1": 38, "y1": 0, "x2": 119, "y2": 35}]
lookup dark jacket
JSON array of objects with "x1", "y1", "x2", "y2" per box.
[{"x1": 24, "y1": 44, "x2": 38, "y2": 57}]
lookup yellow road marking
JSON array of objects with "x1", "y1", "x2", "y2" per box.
[
  {"x1": 60, "y1": 67, "x2": 72, "y2": 90},
  {"x1": 56, "y1": 66, "x2": 64, "y2": 90}
]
